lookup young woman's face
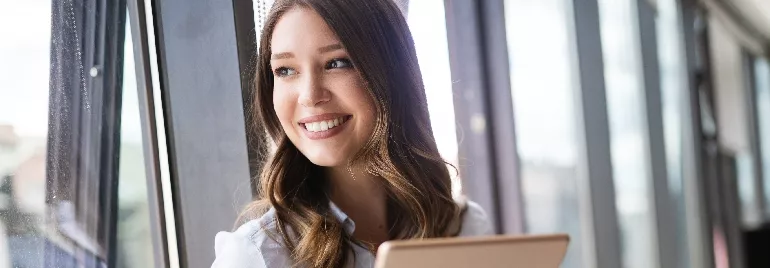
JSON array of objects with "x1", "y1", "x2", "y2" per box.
[{"x1": 270, "y1": 7, "x2": 377, "y2": 167}]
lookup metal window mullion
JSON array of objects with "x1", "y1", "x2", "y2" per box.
[
  {"x1": 477, "y1": 0, "x2": 526, "y2": 235},
  {"x1": 444, "y1": 0, "x2": 503, "y2": 233},
  {"x1": 97, "y1": 0, "x2": 128, "y2": 265},
  {"x1": 744, "y1": 53, "x2": 768, "y2": 224},
  {"x1": 634, "y1": 0, "x2": 680, "y2": 267},
  {"x1": 444, "y1": 0, "x2": 526, "y2": 235},
  {"x1": 757, "y1": 58, "x2": 770, "y2": 220},
  {"x1": 568, "y1": 0, "x2": 623, "y2": 267},
  {"x1": 232, "y1": 0, "x2": 264, "y2": 187},
  {"x1": 126, "y1": 0, "x2": 175, "y2": 267},
  {"x1": 678, "y1": 1, "x2": 715, "y2": 266}
]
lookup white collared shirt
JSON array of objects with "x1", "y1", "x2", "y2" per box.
[{"x1": 211, "y1": 200, "x2": 493, "y2": 268}]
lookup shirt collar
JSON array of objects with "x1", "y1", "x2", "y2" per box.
[{"x1": 329, "y1": 201, "x2": 356, "y2": 235}]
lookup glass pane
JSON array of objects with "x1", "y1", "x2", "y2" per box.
[
  {"x1": 736, "y1": 151, "x2": 760, "y2": 225},
  {"x1": 253, "y1": 0, "x2": 276, "y2": 49},
  {"x1": 0, "y1": 1, "x2": 51, "y2": 266},
  {"x1": 504, "y1": 0, "x2": 584, "y2": 267},
  {"x1": 598, "y1": 0, "x2": 655, "y2": 267},
  {"x1": 1, "y1": 1, "x2": 154, "y2": 266},
  {"x1": 407, "y1": 0, "x2": 462, "y2": 197},
  {"x1": 753, "y1": 58, "x2": 770, "y2": 218},
  {"x1": 656, "y1": 0, "x2": 692, "y2": 267},
  {"x1": 115, "y1": 16, "x2": 155, "y2": 268}
]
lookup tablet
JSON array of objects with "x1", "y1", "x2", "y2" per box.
[{"x1": 374, "y1": 234, "x2": 570, "y2": 268}]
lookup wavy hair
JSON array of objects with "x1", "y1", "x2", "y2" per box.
[{"x1": 240, "y1": 0, "x2": 460, "y2": 267}]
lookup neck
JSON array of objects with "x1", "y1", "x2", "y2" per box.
[
  {"x1": 325, "y1": 165, "x2": 385, "y2": 205},
  {"x1": 325, "y1": 164, "x2": 389, "y2": 247}
]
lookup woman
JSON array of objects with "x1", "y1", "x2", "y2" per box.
[{"x1": 212, "y1": 0, "x2": 492, "y2": 267}]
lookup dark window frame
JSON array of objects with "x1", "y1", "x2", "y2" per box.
[
  {"x1": 47, "y1": 0, "x2": 127, "y2": 266},
  {"x1": 676, "y1": 0, "x2": 717, "y2": 267},
  {"x1": 144, "y1": 0, "x2": 257, "y2": 266},
  {"x1": 126, "y1": 0, "x2": 172, "y2": 267}
]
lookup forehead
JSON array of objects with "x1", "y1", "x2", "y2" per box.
[{"x1": 270, "y1": 7, "x2": 342, "y2": 53}]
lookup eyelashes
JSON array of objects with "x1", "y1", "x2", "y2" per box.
[
  {"x1": 273, "y1": 67, "x2": 296, "y2": 77},
  {"x1": 273, "y1": 58, "x2": 354, "y2": 78},
  {"x1": 325, "y1": 58, "x2": 353, "y2": 69},
  {"x1": 274, "y1": 67, "x2": 297, "y2": 77}
]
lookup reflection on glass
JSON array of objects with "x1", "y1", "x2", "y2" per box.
[
  {"x1": 755, "y1": 58, "x2": 770, "y2": 218},
  {"x1": 0, "y1": 0, "x2": 51, "y2": 266},
  {"x1": 733, "y1": 56, "x2": 760, "y2": 227},
  {"x1": 598, "y1": 0, "x2": 655, "y2": 267},
  {"x1": 737, "y1": 151, "x2": 760, "y2": 226},
  {"x1": 2, "y1": 1, "x2": 153, "y2": 266},
  {"x1": 407, "y1": 0, "x2": 462, "y2": 197},
  {"x1": 504, "y1": 0, "x2": 583, "y2": 267},
  {"x1": 656, "y1": 0, "x2": 692, "y2": 266},
  {"x1": 254, "y1": 0, "x2": 276, "y2": 49},
  {"x1": 115, "y1": 16, "x2": 155, "y2": 268}
]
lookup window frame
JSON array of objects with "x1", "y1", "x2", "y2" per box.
[
  {"x1": 443, "y1": 0, "x2": 525, "y2": 235},
  {"x1": 745, "y1": 52, "x2": 769, "y2": 224},
  {"x1": 677, "y1": 1, "x2": 716, "y2": 267},
  {"x1": 138, "y1": 0, "x2": 257, "y2": 265},
  {"x1": 634, "y1": 0, "x2": 682, "y2": 266},
  {"x1": 46, "y1": 0, "x2": 128, "y2": 265},
  {"x1": 126, "y1": 0, "x2": 174, "y2": 267}
]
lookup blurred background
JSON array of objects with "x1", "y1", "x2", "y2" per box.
[{"x1": 0, "y1": 0, "x2": 769, "y2": 267}]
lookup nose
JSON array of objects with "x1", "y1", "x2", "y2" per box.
[{"x1": 297, "y1": 71, "x2": 331, "y2": 107}]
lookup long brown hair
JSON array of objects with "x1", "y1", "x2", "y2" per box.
[{"x1": 242, "y1": 0, "x2": 459, "y2": 266}]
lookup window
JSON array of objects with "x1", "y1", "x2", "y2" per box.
[
  {"x1": 115, "y1": 16, "x2": 155, "y2": 268},
  {"x1": 0, "y1": 0, "x2": 153, "y2": 266},
  {"x1": 406, "y1": 0, "x2": 462, "y2": 197},
  {"x1": 0, "y1": 0, "x2": 52, "y2": 266},
  {"x1": 754, "y1": 58, "x2": 770, "y2": 219},
  {"x1": 597, "y1": 0, "x2": 655, "y2": 267},
  {"x1": 503, "y1": 0, "x2": 584, "y2": 267},
  {"x1": 254, "y1": 0, "x2": 276, "y2": 47},
  {"x1": 656, "y1": 0, "x2": 693, "y2": 266}
]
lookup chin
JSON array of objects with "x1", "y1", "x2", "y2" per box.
[{"x1": 304, "y1": 151, "x2": 348, "y2": 167}]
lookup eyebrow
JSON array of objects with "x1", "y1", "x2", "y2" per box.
[
  {"x1": 270, "y1": 43, "x2": 344, "y2": 60},
  {"x1": 318, "y1": 43, "x2": 343, "y2": 54}
]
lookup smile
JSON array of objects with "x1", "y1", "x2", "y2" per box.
[
  {"x1": 302, "y1": 115, "x2": 348, "y2": 132},
  {"x1": 297, "y1": 114, "x2": 352, "y2": 140}
]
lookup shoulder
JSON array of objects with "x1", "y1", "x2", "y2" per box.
[
  {"x1": 211, "y1": 208, "x2": 293, "y2": 268},
  {"x1": 457, "y1": 198, "x2": 495, "y2": 236}
]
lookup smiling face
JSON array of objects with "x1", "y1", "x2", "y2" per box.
[{"x1": 269, "y1": 7, "x2": 377, "y2": 167}]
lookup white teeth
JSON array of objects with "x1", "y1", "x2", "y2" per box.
[{"x1": 303, "y1": 116, "x2": 348, "y2": 132}]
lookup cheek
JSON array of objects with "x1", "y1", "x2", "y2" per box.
[
  {"x1": 358, "y1": 95, "x2": 378, "y2": 138},
  {"x1": 331, "y1": 76, "x2": 377, "y2": 135},
  {"x1": 272, "y1": 88, "x2": 296, "y2": 132},
  {"x1": 331, "y1": 74, "x2": 374, "y2": 111}
]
